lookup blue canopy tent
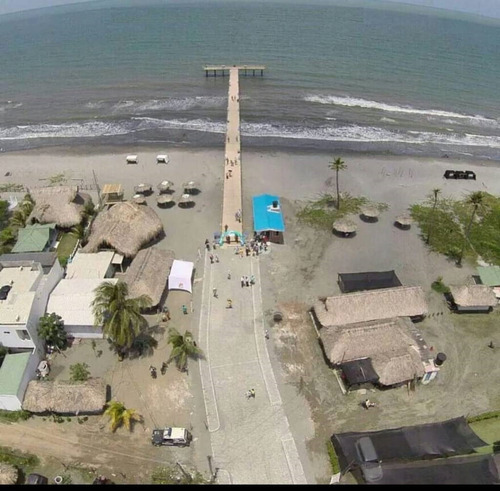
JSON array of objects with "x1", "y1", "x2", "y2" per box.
[{"x1": 252, "y1": 194, "x2": 285, "y2": 244}]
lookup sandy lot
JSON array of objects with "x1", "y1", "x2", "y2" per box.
[{"x1": 1, "y1": 146, "x2": 500, "y2": 483}]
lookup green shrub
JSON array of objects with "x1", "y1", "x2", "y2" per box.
[
  {"x1": 431, "y1": 276, "x2": 450, "y2": 294},
  {"x1": 69, "y1": 362, "x2": 90, "y2": 382},
  {"x1": 327, "y1": 440, "x2": 341, "y2": 474},
  {"x1": 0, "y1": 446, "x2": 39, "y2": 469},
  {"x1": 0, "y1": 409, "x2": 32, "y2": 422}
]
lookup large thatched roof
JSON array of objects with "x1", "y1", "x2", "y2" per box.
[
  {"x1": 449, "y1": 285, "x2": 497, "y2": 308},
  {"x1": 124, "y1": 247, "x2": 175, "y2": 306},
  {"x1": 0, "y1": 463, "x2": 18, "y2": 485},
  {"x1": 22, "y1": 378, "x2": 107, "y2": 414},
  {"x1": 313, "y1": 286, "x2": 428, "y2": 328},
  {"x1": 320, "y1": 317, "x2": 426, "y2": 386},
  {"x1": 82, "y1": 202, "x2": 163, "y2": 258},
  {"x1": 29, "y1": 186, "x2": 88, "y2": 228}
]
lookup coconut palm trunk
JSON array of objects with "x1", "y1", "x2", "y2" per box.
[
  {"x1": 329, "y1": 157, "x2": 347, "y2": 210},
  {"x1": 426, "y1": 188, "x2": 441, "y2": 245},
  {"x1": 457, "y1": 191, "x2": 484, "y2": 266}
]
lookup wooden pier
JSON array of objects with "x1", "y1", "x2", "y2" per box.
[{"x1": 204, "y1": 64, "x2": 265, "y2": 77}]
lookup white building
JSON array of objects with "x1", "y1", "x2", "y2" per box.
[
  {"x1": 47, "y1": 278, "x2": 118, "y2": 339},
  {"x1": 66, "y1": 250, "x2": 116, "y2": 279}
]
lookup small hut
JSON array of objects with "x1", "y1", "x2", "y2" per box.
[
  {"x1": 0, "y1": 463, "x2": 18, "y2": 485},
  {"x1": 82, "y1": 201, "x2": 163, "y2": 257},
  {"x1": 448, "y1": 285, "x2": 497, "y2": 313},
  {"x1": 22, "y1": 378, "x2": 107, "y2": 415},
  {"x1": 124, "y1": 247, "x2": 175, "y2": 308},
  {"x1": 29, "y1": 186, "x2": 89, "y2": 228},
  {"x1": 157, "y1": 195, "x2": 174, "y2": 207},
  {"x1": 395, "y1": 214, "x2": 413, "y2": 229},
  {"x1": 101, "y1": 184, "x2": 124, "y2": 205},
  {"x1": 333, "y1": 218, "x2": 357, "y2": 237},
  {"x1": 157, "y1": 180, "x2": 174, "y2": 193},
  {"x1": 360, "y1": 205, "x2": 380, "y2": 222}
]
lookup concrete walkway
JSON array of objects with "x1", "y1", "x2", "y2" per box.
[
  {"x1": 197, "y1": 248, "x2": 307, "y2": 484},
  {"x1": 221, "y1": 68, "x2": 242, "y2": 237}
]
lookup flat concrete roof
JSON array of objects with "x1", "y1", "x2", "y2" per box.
[
  {"x1": 47, "y1": 278, "x2": 118, "y2": 327},
  {"x1": 0, "y1": 265, "x2": 42, "y2": 324},
  {"x1": 66, "y1": 251, "x2": 115, "y2": 279},
  {"x1": 0, "y1": 352, "x2": 31, "y2": 395}
]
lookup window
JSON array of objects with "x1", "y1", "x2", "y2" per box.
[{"x1": 16, "y1": 330, "x2": 30, "y2": 341}]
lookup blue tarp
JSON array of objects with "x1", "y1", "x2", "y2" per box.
[{"x1": 252, "y1": 194, "x2": 285, "y2": 233}]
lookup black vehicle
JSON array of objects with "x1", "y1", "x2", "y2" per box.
[
  {"x1": 26, "y1": 474, "x2": 49, "y2": 485},
  {"x1": 0, "y1": 284, "x2": 11, "y2": 300},
  {"x1": 443, "y1": 170, "x2": 455, "y2": 179},
  {"x1": 444, "y1": 169, "x2": 476, "y2": 180}
]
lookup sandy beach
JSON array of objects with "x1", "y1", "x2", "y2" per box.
[{"x1": 1, "y1": 145, "x2": 500, "y2": 483}]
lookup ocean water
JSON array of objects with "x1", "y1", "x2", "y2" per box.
[{"x1": 1, "y1": 0, "x2": 500, "y2": 159}]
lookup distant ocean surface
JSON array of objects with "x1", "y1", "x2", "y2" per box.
[{"x1": 1, "y1": 0, "x2": 500, "y2": 159}]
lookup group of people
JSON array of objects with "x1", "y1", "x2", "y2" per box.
[
  {"x1": 245, "y1": 388, "x2": 256, "y2": 399},
  {"x1": 149, "y1": 362, "x2": 169, "y2": 379},
  {"x1": 240, "y1": 275, "x2": 255, "y2": 287}
]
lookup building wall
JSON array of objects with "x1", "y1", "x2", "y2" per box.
[
  {"x1": 25, "y1": 261, "x2": 64, "y2": 354},
  {"x1": 65, "y1": 324, "x2": 103, "y2": 339},
  {"x1": 0, "y1": 325, "x2": 36, "y2": 349},
  {"x1": 0, "y1": 394, "x2": 22, "y2": 411}
]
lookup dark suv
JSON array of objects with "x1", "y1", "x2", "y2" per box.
[
  {"x1": 355, "y1": 436, "x2": 383, "y2": 483},
  {"x1": 0, "y1": 285, "x2": 11, "y2": 300}
]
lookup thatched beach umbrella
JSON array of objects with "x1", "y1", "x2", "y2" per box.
[
  {"x1": 180, "y1": 193, "x2": 194, "y2": 204},
  {"x1": 395, "y1": 214, "x2": 413, "y2": 229},
  {"x1": 132, "y1": 194, "x2": 147, "y2": 205},
  {"x1": 0, "y1": 463, "x2": 18, "y2": 485},
  {"x1": 134, "y1": 183, "x2": 153, "y2": 194},
  {"x1": 333, "y1": 218, "x2": 357, "y2": 236},
  {"x1": 182, "y1": 181, "x2": 197, "y2": 192},
  {"x1": 157, "y1": 180, "x2": 174, "y2": 193},
  {"x1": 360, "y1": 205, "x2": 380, "y2": 220},
  {"x1": 157, "y1": 194, "x2": 174, "y2": 206}
]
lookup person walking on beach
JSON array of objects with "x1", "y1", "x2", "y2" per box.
[
  {"x1": 226, "y1": 298, "x2": 233, "y2": 309},
  {"x1": 149, "y1": 366, "x2": 157, "y2": 379},
  {"x1": 265, "y1": 330, "x2": 269, "y2": 340},
  {"x1": 245, "y1": 276, "x2": 250, "y2": 287},
  {"x1": 213, "y1": 287, "x2": 218, "y2": 298},
  {"x1": 227, "y1": 270, "x2": 231, "y2": 280},
  {"x1": 215, "y1": 254, "x2": 219, "y2": 263},
  {"x1": 210, "y1": 254, "x2": 214, "y2": 264},
  {"x1": 240, "y1": 276, "x2": 245, "y2": 288},
  {"x1": 161, "y1": 362, "x2": 168, "y2": 375},
  {"x1": 205, "y1": 239, "x2": 210, "y2": 251},
  {"x1": 182, "y1": 304, "x2": 188, "y2": 315}
]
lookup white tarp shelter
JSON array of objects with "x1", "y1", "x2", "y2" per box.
[
  {"x1": 156, "y1": 154, "x2": 169, "y2": 164},
  {"x1": 126, "y1": 155, "x2": 138, "y2": 164},
  {"x1": 168, "y1": 260, "x2": 194, "y2": 294}
]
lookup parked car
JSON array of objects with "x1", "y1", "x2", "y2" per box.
[
  {"x1": 443, "y1": 169, "x2": 476, "y2": 180},
  {"x1": 0, "y1": 284, "x2": 11, "y2": 300},
  {"x1": 26, "y1": 474, "x2": 49, "y2": 485},
  {"x1": 355, "y1": 436, "x2": 383, "y2": 483},
  {"x1": 152, "y1": 427, "x2": 192, "y2": 447}
]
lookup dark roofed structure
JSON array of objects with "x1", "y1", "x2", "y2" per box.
[
  {"x1": 339, "y1": 358, "x2": 379, "y2": 387},
  {"x1": 338, "y1": 270, "x2": 402, "y2": 293},
  {"x1": 0, "y1": 252, "x2": 57, "y2": 273}
]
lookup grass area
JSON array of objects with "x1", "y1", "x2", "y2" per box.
[
  {"x1": 297, "y1": 193, "x2": 388, "y2": 230},
  {"x1": 56, "y1": 232, "x2": 79, "y2": 266},
  {"x1": 0, "y1": 409, "x2": 32, "y2": 423},
  {"x1": 326, "y1": 440, "x2": 341, "y2": 474},
  {"x1": 0, "y1": 445, "x2": 39, "y2": 474},
  {"x1": 0, "y1": 183, "x2": 24, "y2": 192},
  {"x1": 431, "y1": 277, "x2": 450, "y2": 294},
  {"x1": 151, "y1": 466, "x2": 211, "y2": 484},
  {"x1": 467, "y1": 411, "x2": 500, "y2": 454},
  {"x1": 411, "y1": 192, "x2": 500, "y2": 265}
]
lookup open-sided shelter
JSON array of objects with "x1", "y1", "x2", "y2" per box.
[
  {"x1": 101, "y1": 184, "x2": 124, "y2": 205},
  {"x1": 252, "y1": 194, "x2": 285, "y2": 244},
  {"x1": 168, "y1": 260, "x2": 194, "y2": 294},
  {"x1": 29, "y1": 185, "x2": 89, "y2": 228},
  {"x1": 82, "y1": 202, "x2": 163, "y2": 258},
  {"x1": 338, "y1": 270, "x2": 402, "y2": 293},
  {"x1": 449, "y1": 285, "x2": 497, "y2": 313},
  {"x1": 124, "y1": 247, "x2": 175, "y2": 307},
  {"x1": 22, "y1": 378, "x2": 107, "y2": 415}
]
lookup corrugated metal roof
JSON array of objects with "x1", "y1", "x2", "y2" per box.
[
  {"x1": 477, "y1": 266, "x2": 500, "y2": 287},
  {"x1": 252, "y1": 194, "x2": 285, "y2": 233},
  {"x1": 0, "y1": 353, "x2": 31, "y2": 395},
  {"x1": 12, "y1": 224, "x2": 56, "y2": 253}
]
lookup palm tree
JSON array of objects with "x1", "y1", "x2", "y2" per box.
[
  {"x1": 91, "y1": 281, "x2": 152, "y2": 356},
  {"x1": 166, "y1": 327, "x2": 203, "y2": 372},
  {"x1": 328, "y1": 157, "x2": 347, "y2": 210},
  {"x1": 456, "y1": 191, "x2": 484, "y2": 266},
  {"x1": 426, "y1": 188, "x2": 441, "y2": 245},
  {"x1": 104, "y1": 400, "x2": 142, "y2": 432},
  {"x1": 9, "y1": 209, "x2": 28, "y2": 229}
]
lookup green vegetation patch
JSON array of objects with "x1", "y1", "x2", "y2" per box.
[
  {"x1": 56, "y1": 232, "x2": 79, "y2": 265},
  {"x1": 297, "y1": 193, "x2": 386, "y2": 230},
  {"x1": 0, "y1": 183, "x2": 24, "y2": 193},
  {"x1": 151, "y1": 466, "x2": 211, "y2": 484},
  {"x1": 326, "y1": 440, "x2": 341, "y2": 474},
  {"x1": 431, "y1": 276, "x2": 450, "y2": 294},
  {"x1": 411, "y1": 192, "x2": 500, "y2": 265},
  {"x1": 0, "y1": 445, "x2": 39, "y2": 471},
  {"x1": 0, "y1": 409, "x2": 32, "y2": 423}
]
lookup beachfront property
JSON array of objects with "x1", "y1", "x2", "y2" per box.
[
  {"x1": 82, "y1": 201, "x2": 163, "y2": 258},
  {"x1": 447, "y1": 285, "x2": 498, "y2": 313},
  {"x1": 11, "y1": 223, "x2": 57, "y2": 254},
  {"x1": 123, "y1": 247, "x2": 175, "y2": 310},
  {"x1": 252, "y1": 194, "x2": 285, "y2": 244},
  {"x1": 0, "y1": 259, "x2": 64, "y2": 410},
  {"x1": 47, "y1": 278, "x2": 118, "y2": 339},
  {"x1": 312, "y1": 287, "x2": 438, "y2": 388}
]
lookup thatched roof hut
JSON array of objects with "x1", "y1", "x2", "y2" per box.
[
  {"x1": 0, "y1": 463, "x2": 18, "y2": 485},
  {"x1": 395, "y1": 214, "x2": 413, "y2": 228},
  {"x1": 124, "y1": 247, "x2": 175, "y2": 307},
  {"x1": 157, "y1": 195, "x2": 174, "y2": 206},
  {"x1": 180, "y1": 194, "x2": 194, "y2": 204},
  {"x1": 449, "y1": 285, "x2": 497, "y2": 309},
  {"x1": 134, "y1": 183, "x2": 153, "y2": 194},
  {"x1": 360, "y1": 205, "x2": 380, "y2": 219},
  {"x1": 82, "y1": 202, "x2": 163, "y2": 258},
  {"x1": 313, "y1": 286, "x2": 428, "y2": 328},
  {"x1": 22, "y1": 378, "x2": 107, "y2": 415},
  {"x1": 132, "y1": 195, "x2": 147, "y2": 205},
  {"x1": 29, "y1": 186, "x2": 88, "y2": 228},
  {"x1": 333, "y1": 218, "x2": 357, "y2": 234},
  {"x1": 182, "y1": 181, "x2": 197, "y2": 191},
  {"x1": 157, "y1": 180, "x2": 174, "y2": 193},
  {"x1": 320, "y1": 317, "x2": 426, "y2": 386}
]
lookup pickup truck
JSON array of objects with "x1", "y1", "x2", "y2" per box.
[{"x1": 152, "y1": 427, "x2": 192, "y2": 447}]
